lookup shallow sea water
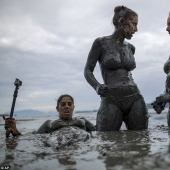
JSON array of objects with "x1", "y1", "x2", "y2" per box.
[{"x1": 0, "y1": 110, "x2": 170, "y2": 170}]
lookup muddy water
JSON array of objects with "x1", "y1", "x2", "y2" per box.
[{"x1": 0, "y1": 110, "x2": 170, "y2": 170}]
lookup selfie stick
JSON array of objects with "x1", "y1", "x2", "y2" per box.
[{"x1": 10, "y1": 78, "x2": 22, "y2": 118}]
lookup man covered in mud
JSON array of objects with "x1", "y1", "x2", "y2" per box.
[
  {"x1": 152, "y1": 13, "x2": 170, "y2": 127},
  {"x1": 3, "y1": 94, "x2": 96, "y2": 137}
]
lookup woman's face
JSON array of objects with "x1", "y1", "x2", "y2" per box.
[
  {"x1": 166, "y1": 15, "x2": 170, "y2": 34},
  {"x1": 56, "y1": 97, "x2": 74, "y2": 120},
  {"x1": 123, "y1": 15, "x2": 138, "y2": 39}
]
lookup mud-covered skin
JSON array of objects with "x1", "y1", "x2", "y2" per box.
[
  {"x1": 153, "y1": 57, "x2": 170, "y2": 127},
  {"x1": 152, "y1": 14, "x2": 170, "y2": 127},
  {"x1": 84, "y1": 33, "x2": 148, "y2": 131},
  {"x1": 36, "y1": 116, "x2": 96, "y2": 134},
  {"x1": 46, "y1": 126, "x2": 91, "y2": 150},
  {"x1": 97, "y1": 91, "x2": 148, "y2": 131}
]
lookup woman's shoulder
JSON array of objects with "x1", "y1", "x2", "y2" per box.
[
  {"x1": 73, "y1": 116, "x2": 93, "y2": 124},
  {"x1": 36, "y1": 120, "x2": 52, "y2": 134},
  {"x1": 73, "y1": 116, "x2": 86, "y2": 121},
  {"x1": 93, "y1": 35, "x2": 112, "y2": 45},
  {"x1": 51, "y1": 119, "x2": 63, "y2": 124},
  {"x1": 92, "y1": 37, "x2": 102, "y2": 46},
  {"x1": 73, "y1": 116, "x2": 90, "y2": 123},
  {"x1": 125, "y1": 41, "x2": 135, "y2": 55},
  {"x1": 42, "y1": 120, "x2": 52, "y2": 125},
  {"x1": 96, "y1": 35, "x2": 112, "y2": 42}
]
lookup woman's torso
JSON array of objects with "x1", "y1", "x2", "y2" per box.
[
  {"x1": 98, "y1": 35, "x2": 137, "y2": 89},
  {"x1": 50, "y1": 117, "x2": 86, "y2": 132}
]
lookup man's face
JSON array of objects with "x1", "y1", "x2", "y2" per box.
[
  {"x1": 56, "y1": 97, "x2": 74, "y2": 120},
  {"x1": 166, "y1": 15, "x2": 170, "y2": 34}
]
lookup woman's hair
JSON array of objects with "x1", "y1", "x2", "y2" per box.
[
  {"x1": 56, "y1": 94, "x2": 74, "y2": 106},
  {"x1": 112, "y1": 5, "x2": 138, "y2": 28}
]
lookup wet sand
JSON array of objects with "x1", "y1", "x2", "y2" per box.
[{"x1": 0, "y1": 110, "x2": 170, "y2": 170}]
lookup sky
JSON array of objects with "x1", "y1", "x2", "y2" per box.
[{"x1": 0, "y1": 0, "x2": 170, "y2": 114}]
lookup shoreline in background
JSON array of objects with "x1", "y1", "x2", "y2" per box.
[
  {"x1": 0, "y1": 103, "x2": 169, "y2": 116},
  {"x1": 0, "y1": 108, "x2": 169, "y2": 117}
]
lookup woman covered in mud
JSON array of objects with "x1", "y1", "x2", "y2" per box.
[
  {"x1": 3, "y1": 94, "x2": 96, "y2": 137},
  {"x1": 152, "y1": 13, "x2": 170, "y2": 127},
  {"x1": 84, "y1": 6, "x2": 148, "y2": 131}
]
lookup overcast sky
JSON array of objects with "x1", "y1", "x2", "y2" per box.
[{"x1": 0, "y1": 0, "x2": 170, "y2": 114}]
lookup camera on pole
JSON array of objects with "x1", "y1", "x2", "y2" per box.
[{"x1": 10, "y1": 78, "x2": 22, "y2": 118}]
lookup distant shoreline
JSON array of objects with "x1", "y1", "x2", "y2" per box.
[{"x1": 0, "y1": 103, "x2": 169, "y2": 116}]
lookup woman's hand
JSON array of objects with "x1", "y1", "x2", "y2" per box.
[
  {"x1": 96, "y1": 84, "x2": 109, "y2": 97},
  {"x1": 151, "y1": 101, "x2": 166, "y2": 114},
  {"x1": 156, "y1": 93, "x2": 170, "y2": 103},
  {"x1": 3, "y1": 116, "x2": 21, "y2": 137},
  {"x1": 151, "y1": 93, "x2": 170, "y2": 114}
]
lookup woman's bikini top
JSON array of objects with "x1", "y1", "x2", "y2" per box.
[{"x1": 98, "y1": 36, "x2": 136, "y2": 71}]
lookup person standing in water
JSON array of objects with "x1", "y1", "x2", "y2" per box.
[
  {"x1": 3, "y1": 94, "x2": 95, "y2": 137},
  {"x1": 152, "y1": 13, "x2": 170, "y2": 127},
  {"x1": 84, "y1": 6, "x2": 148, "y2": 131}
]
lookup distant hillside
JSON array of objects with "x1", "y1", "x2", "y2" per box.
[
  {"x1": 74, "y1": 103, "x2": 169, "y2": 113},
  {"x1": 0, "y1": 103, "x2": 169, "y2": 116},
  {"x1": 0, "y1": 109, "x2": 56, "y2": 116}
]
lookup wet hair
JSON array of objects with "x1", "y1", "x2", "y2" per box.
[
  {"x1": 56, "y1": 94, "x2": 74, "y2": 106},
  {"x1": 112, "y1": 5, "x2": 138, "y2": 28}
]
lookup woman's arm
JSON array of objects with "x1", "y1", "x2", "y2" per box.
[
  {"x1": 152, "y1": 61, "x2": 170, "y2": 113},
  {"x1": 155, "y1": 72, "x2": 170, "y2": 104},
  {"x1": 84, "y1": 38, "x2": 108, "y2": 97},
  {"x1": 79, "y1": 117, "x2": 96, "y2": 131},
  {"x1": 84, "y1": 38, "x2": 102, "y2": 90},
  {"x1": 36, "y1": 120, "x2": 52, "y2": 134},
  {"x1": 152, "y1": 72, "x2": 170, "y2": 114}
]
